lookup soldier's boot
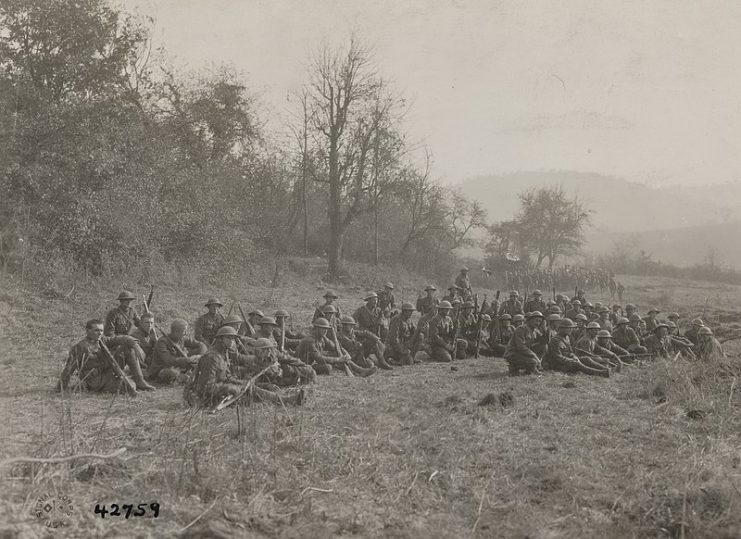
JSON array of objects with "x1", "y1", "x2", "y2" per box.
[
  {"x1": 126, "y1": 355, "x2": 156, "y2": 391},
  {"x1": 348, "y1": 360, "x2": 377, "y2": 377},
  {"x1": 376, "y1": 355, "x2": 393, "y2": 370}
]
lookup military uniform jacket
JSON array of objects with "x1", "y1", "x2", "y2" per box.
[
  {"x1": 544, "y1": 335, "x2": 578, "y2": 366},
  {"x1": 612, "y1": 326, "x2": 641, "y2": 350},
  {"x1": 524, "y1": 299, "x2": 546, "y2": 314},
  {"x1": 377, "y1": 290, "x2": 396, "y2": 313},
  {"x1": 149, "y1": 335, "x2": 206, "y2": 377},
  {"x1": 644, "y1": 317, "x2": 659, "y2": 333},
  {"x1": 60, "y1": 335, "x2": 130, "y2": 388},
  {"x1": 104, "y1": 307, "x2": 140, "y2": 337},
  {"x1": 495, "y1": 325, "x2": 514, "y2": 345},
  {"x1": 684, "y1": 327, "x2": 700, "y2": 346},
  {"x1": 313, "y1": 303, "x2": 342, "y2": 322},
  {"x1": 194, "y1": 312, "x2": 224, "y2": 344},
  {"x1": 644, "y1": 334, "x2": 674, "y2": 358},
  {"x1": 192, "y1": 348, "x2": 240, "y2": 403},
  {"x1": 499, "y1": 300, "x2": 524, "y2": 317},
  {"x1": 416, "y1": 296, "x2": 437, "y2": 315},
  {"x1": 455, "y1": 274, "x2": 471, "y2": 294},
  {"x1": 575, "y1": 336, "x2": 612, "y2": 357},
  {"x1": 428, "y1": 314, "x2": 454, "y2": 348},
  {"x1": 353, "y1": 305, "x2": 383, "y2": 335},
  {"x1": 457, "y1": 312, "x2": 478, "y2": 340},
  {"x1": 504, "y1": 325, "x2": 538, "y2": 360},
  {"x1": 296, "y1": 334, "x2": 337, "y2": 365},
  {"x1": 388, "y1": 314, "x2": 415, "y2": 349},
  {"x1": 598, "y1": 318, "x2": 613, "y2": 332},
  {"x1": 130, "y1": 327, "x2": 157, "y2": 360}
]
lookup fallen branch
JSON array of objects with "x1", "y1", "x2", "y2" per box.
[{"x1": 0, "y1": 448, "x2": 126, "y2": 467}]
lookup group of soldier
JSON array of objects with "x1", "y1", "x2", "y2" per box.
[
  {"x1": 58, "y1": 266, "x2": 728, "y2": 409},
  {"x1": 499, "y1": 266, "x2": 625, "y2": 302}
]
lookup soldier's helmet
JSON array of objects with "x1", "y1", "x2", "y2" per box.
[
  {"x1": 499, "y1": 314, "x2": 513, "y2": 321},
  {"x1": 461, "y1": 266, "x2": 469, "y2": 272},
  {"x1": 697, "y1": 326, "x2": 713, "y2": 336},
  {"x1": 117, "y1": 290, "x2": 136, "y2": 301},
  {"x1": 691, "y1": 318, "x2": 704, "y2": 326},
  {"x1": 527, "y1": 311, "x2": 544, "y2": 319},
  {"x1": 625, "y1": 303, "x2": 637, "y2": 310},
  {"x1": 222, "y1": 314, "x2": 243, "y2": 325},
  {"x1": 320, "y1": 304, "x2": 337, "y2": 314},
  {"x1": 438, "y1": 300, "x2": 453, "y2": 310},
  {"x1": 323, "y1": 290, "x2": 339, "y2": 299},
  {"x1": 653, "y1": 322, "x2": 669, "y2": 332},
  {"x1": 249, "y1": 309, "x2": 264, "y2": 317},
  {"x1": 424, "y1": 284, "x2": 437, "y2": 291},
  {"x1": 452, "y1": 298, "x2": 462, "y2": 306},
  {"x1": 612, "y1": 304, "x2": 621, "y2": 310},
  {"x1": 597, "y1": 330, "x2": 612, "y2": 339},
  {"x1": 599, "y1": 307, "x2": 610, "y2": 314},
  {"x1": 549, "y1": 305, "x2": 562, "y2": 314},
  {"x1": 512, "y1": 314, "x2": 525, "y2": 322},
  {"x1": 571, "y1": 300, "x2": 582, "y2": 306},
  {"x1": 586, "y1": 321, "x2": 601, "y2": 329},
  {"x1": 401, "y1": 302, "x2": 415, "y2": 311},
  {"x1": 559, "y1": 319, "x2": 577, "y2": 329},
  {"x1": 205, "y1": 297, "x2": 223, "y2": 307},
  {"x1": 254, "y1": 337, "x2": 276, "y2": 349},
  {"x1": 448, "y1": 285, "x2": 458, "y2": 291},
  {"x1": 594, "y1": 302, "x2": 604, "y2": 309},
  {"x1": 313, "y1": 317, "x2": 332, "y2": 329},
  {"x1": 509, "y1": 290, "x2": 518, "y2": 297},
  {"x1": 666, "y1": 321, "x2": 677, "y2": 328},
  {"x1": 340, "y1": 314, "x2": 357, "y2": 325},
  {"x1": 668, "y1": 312, "x2": 680, "y2": 319},
  {"x1": 629, "y1": 313, "x2": 642, "y2": 322},
  {"x1": 533, "y1": 289, "x2": 543, "y2": 296},
  {"x1": 584, "y1": 302, "x2": 594, "y2": 309},
  {"x1": 364, "y1": 292, "x2": 378, "y2": 301},
  {"x1": 274, "y1": 310, "x2": 289, "y2": 318},
  {"x1": 216, "y1": 326, "x2": 239, "y2": 338},
  {"x1": 258, "y1": 316, "x2": 278, "y2": 326},
  {"x1": 616, "y1": 317, "x2": 630, "y2": 325},
  {"x1": 384, "y1": 282, "x2": 394, "y2": 289},
  {"x1": 481, "y1": 314, "x2": 492, "y2": 322},
  {"x1": 575, "y1": 313, "x2": 588, "y2": 321},
  {"x1": 547, "y1": 313, "x2": 562, "y2": 322},
  {"x1": 648, "y1": 307, "x2": 661, "y2": 314}
]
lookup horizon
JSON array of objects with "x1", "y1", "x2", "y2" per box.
[{"x1": 123, "y1": 0, "x2": 741, "y2": 188}]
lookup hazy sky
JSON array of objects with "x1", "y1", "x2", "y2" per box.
[{"x1": 123, "y1": 0, "x2": 741, "y2": 187}]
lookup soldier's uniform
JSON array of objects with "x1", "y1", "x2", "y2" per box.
[
  {"x1": 189, "y1": 348, "x2": 242, "y2": 406},
  {"x1": 455, "y1": 269, "x2": 472, "y2": 300},
  {"x1": 503, "y1": 323, "x2": 540, "y2": 374},
  {"x1": 104, "y1": 307, "x2": 140, "y2": 337},
  {"x1": 427, "y1": 307, "x2": 466, "y2": 362},
  {"x1": 499, "y1": 298, "x2": 524, "y2": 317},
  {"x1": 490, "y1": 320, "x2": 514, "y2": 357},
  {"x1": 416, "y1": 286, "x2": 438, "y2": 315},
  {"x1": 353, "y1": 303, "x2": 383, "y2": 337},
  {"x1": 194, "y1": 312, "x2": 224, "y2": 344},
  {"x1": 696, "y1": 327, "x2": 725, "y2": 361},
  {"x1": 612, "y1": 320, "x2": 648, "y2": 354},
  {"x1": 296, "y1": 324, "x2": 344, "y2": 375},
  {"x1": 377, "y1": 284, "x2": 396, "y2": 314},
  {"x1": 386, "y1": 308, "x2": 416, "y2": 365},
  {"x1": 543, "y1": 334, "x2": 583, "y2": 373},
  {"x1": 644, "y1": 333, "x2": 674, "y2": 359},
  {"x1": 130, "y1": 326, "x2": 157, "y2": 366},
  {"x1": 148, "y1": 334, "x2": 207, "y2": 384},
  {"x1": 524, "y1": 297, "x2": 546, "y2": 315}
]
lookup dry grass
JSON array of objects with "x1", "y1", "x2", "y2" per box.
[{"x1": 1, "y1": 266, "x2": 741, "y2": 537}]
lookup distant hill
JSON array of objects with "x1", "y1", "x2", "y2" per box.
[
  {"x1": 458, "y1": 171, "x2": 737, "y2": 233},
  {"x1": 584, "y1": 221, "x2": 741, "y2": 269}
]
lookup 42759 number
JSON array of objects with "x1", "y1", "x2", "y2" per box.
[{"x1": 94, "y1": 503, "x2": 160, "y2": 519}]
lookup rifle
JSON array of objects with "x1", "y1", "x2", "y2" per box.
[
  {"x1": 474, "y1": 294, "x2": 487, "y2": 358},
  {"x1": 552, "y1": 286, "x2": 556, "y2": 302},
  {"x1": 98, "y1": 339, "x2": 137, "y2": 394},
  {"x1": 237, "y1": 304, "x2": 256, "y2": 337},
  {"x1": 213, "y1": 364, "x2": 273, "y2": 411},
  {"x1": 146, "y1": 284, "x2": 154, "y2": 310},
  {"x1": 142, "y1": 295, "x2": 159, "y2": 340},
  {"x1": 279, "y1": 316, "x2": 286, "y2": 352},
  {"x1": 227, "y1": 302, "x2": 235, "y2": 318},
  {"x1": 493, "y1": 290, "x2": 501, "y2": 340},
  {"x1": 329, "y1": 324, "x2": 354, "y2": 377},
  {"x1": 154, "y1": 324, "x2": 190, "y2": 359}
]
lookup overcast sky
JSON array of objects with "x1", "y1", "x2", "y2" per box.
[{"x1": 123, "y1": 0, "x2": 741, "y2": 187}]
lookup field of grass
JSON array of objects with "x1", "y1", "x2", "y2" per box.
[{"x1": 1, "y1": 265, "x2": 741, "y2": 538}]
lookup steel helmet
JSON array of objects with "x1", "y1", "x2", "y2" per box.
[
  {"x1": 313, "y1": 317, "x2": 332, "y2": 329},
  {"x1": 340, "y1": 315, "x2": 357, "y2": 325},
  {"x1": 438, "y1": 300, "x2": 453, "y2": 310},
  {"x1": 216, "y1": 326, "x2": 239, "y2": 337},
  {"x1": 596, "y1": 330, "x2": 612, "y2": 339},
  {"x1": 586, "y1": 322, "x2": 601, "y2": 329},
  {"x1": 253, "y1": 337, "x2": 276, "y2": 349}
]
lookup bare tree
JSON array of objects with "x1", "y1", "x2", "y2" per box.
[{"x1": 445, "y1": 188, "x2": 488, "y2": 249}]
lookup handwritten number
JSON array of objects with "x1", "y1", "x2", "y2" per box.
[
  {"x1": 94, "y1": 504, "x2": 108, "y2": 518},
  {"x1": 109, "y1": 504, "x2": 120, "y2": 516},
  {"x1": 122, "y1": 504, "x2": 133, "y2": 519},
  {"x1": 150, "y1": 502, "x2": 160, "y2": 518},
  {"x1": 134, "y1": 503, "x2": 146, "y2": 517}
]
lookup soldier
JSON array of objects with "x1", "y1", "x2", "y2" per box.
[
  {"x1": 644, "y1": 308, "x2": 661, "y2": 333},
  {"x1": 609, "y1": 304, "x2": 622, "y2": 326},
  {"x1": 296, "y1": 317, "x2": 348, "y2": 375},
  {"x1": 667, "y1": 312, "x2": 680, "y2": 326},
  {"x1": 597, "y1": 308, "x2": 613, "y2": 332},
  {"x1": 233, "y1": 336, "x2": 313, "y2": 399},
  {"x1": 617, "y1": 282, "x2": 625, "y2": 302},
  {"x1": 337, "y1": 315, "x2": 381, "y2": 374},
  {"x1": 666, "y1": 321, "x2": 696, "y2": 358},
  {"x1": 194, "y1": 298, "x2": 224, "y2": 344},
  {"x1": 684, "y1": 318, "x2": 705, "y2": 346},
  {"x1": 272, "y1": 310, "x2": 303, "y2": 352},
  {"x1": 313, "y1": 291, "x2": 341, "y2": 321},
  {"x1": 571, "y1": 289, "x2": 587, "y2": 304},
  {"x1": 489, "y1": 313, "x2": 514, "y2": 357},
  {"x1": 542, "y1": 319, "x2": 610, "y2": 377},
  {"x1": 628, "y1": 313, "x2": 646, "y2": 341},
  {"x1": 220, "y1": 314, "x2": 250, "y2": 340},
  {"x1": 427, "y1": 301, "x2": 467, "y2": 364},
  {"x1": 573, "y1": 313, "x2": 588, "y2": 342},
  {"x1": 612, "y1": 317, "x2": 648, "y2": 354},
  {"x1": 245, "y1": 309, "x2": 264, "y2": 338},
  {"x1": 524, "y1": 290, "x2": 546, "y2": 314},
  {"x1": 609, "y1": 278, "x2": 617, "y2": 301},
  {"x1": 130, "y1": 312, "x2": 157, "y2": 366},
  {"x1": 148, "y1": 319, "x2": 207, "y2": 384},
  {"x1": 441, "y1": 285, "x2": 461, "y2": 305},
  {"x1": 504, "y1": 311, "x2": 544, "y2": 375},
  {"x1": 455, "y1": 267, "x2": 472, "y2": 300},
  {"x1": 499, "y1": 290, "x2": 524, "y2": 317},
  {"x1": 104, "y1": 291, "x2": 141, "y2": 337},
  {"x1": 377, "y1": 282, "x2": 396, "y2": 314},
  {"x1": 512, "y1": 313, "x2": 525, "y2": 328},
  {"x1": 596, "y1": 330, "x2": 631, "y2": 361},
  {"x1": 416, "y1": 285, "x2": 438, "y2": 315},
  {"x1": 644, "y1": 322, "x2": 675, "y2": 359},
  {"x1": 59, "y1": 319, "x2": 154, "y2": 394},
  {"x1": 385, "y1": 302, "x2": 417, "y2": 365},
  {"x1": 576, "y1": 322, "x2": 622, "y2": 371},
  {"x1": 457, "y1": 300, "x2": 479, "y2": 354},
  {"x1": 695, "y1": 326, "x2": 725, "y2": 361},
  {"x1": 564, "y1": 300, "x2": 583, "y2": 321},
  {"x1": 354, "y1": 292, "x2": 383, "y2": 337}
]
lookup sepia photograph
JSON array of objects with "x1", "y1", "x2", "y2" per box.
[{"x1": 1, "y1": 0, "x2": 741, "y2": 537}]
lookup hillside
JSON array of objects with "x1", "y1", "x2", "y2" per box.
[
  {"x1": 458, "y1": 171, "x2": 737, "y2": 233},
  {"x1": 585, "y1": 221, "x2": 741, "y2": 268}
]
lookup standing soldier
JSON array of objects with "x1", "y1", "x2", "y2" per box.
[
  {"x1": 617, "y1": 282, "x2": 626, "y2": 302},
  {"x1": 504, "y1": 311, "x2": 544, "y2": 376},
  {"x1": 313, "y1": 291, "x2": 341, "y2": 321},
  {"x1": 609, "y1": 277, "x2": 617, "y2": 301},
  {"x1": 148, "y1": 319, "x2": 207, "y2": 385},
  {"x1": 455, "y1": 267, "x2": 472, "y2": 300},
  {"x1": 377, "y1": 282, "x2": 396, "y2": 314},
  {"x1": 385, "y1": 302, "x2": 417, "y2": 365},
  {"x1": 499, "y1": 290, "x2": 524, "y2": 317},
  {"x1": 416, "y1": 285, "x2": 438, "y2": 315},
  {"x1": 59, "y1": 319, "x2": 154, "y2": 394},
  {"x1": 194, "y1": 298, "x2": 224, "y2": 345},
  {"x1": 104, "y1": 291, "x2": 141, "y2": 337},
  {"x1": 525, "y1": 289, "x2": 546, "y2": 314}
]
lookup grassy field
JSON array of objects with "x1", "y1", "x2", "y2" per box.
[{"x1": 1, "y1": 266, "x2": 741, "y2": 538}]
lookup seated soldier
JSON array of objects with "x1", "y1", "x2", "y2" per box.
[
  {"x1": 129, "y1": 312, "x2": 158, "y2": 367},
  {"x1": 542, "y1": 319, "x2": 610, "y2": 377},
  {"x1": 643, "y1": 322, "x2": 675, "y2": 359},
  {"x1": 59, "y1": 319, "x2": 154, "y2": 394},
  {"x1": 337, "y1": 315, "x2": 380, "y2": 376},
  {"x1": 489, "y1": 314, "x2": 514, "y2": 357},
  {"x1": 148, "y1": 319, "x2": 207, "y2": 384},
  {"x1": 457, "y1": 300, "x2": 479, "y2": 355},
  {"x1": 416, "y1": 285, "x2": 438, "y2": 316},
  {"x1": 628, "y1": 313, "x2": 646, "y2": 342},
  {"x1": 244, "y1": 309, "x2": 264, "y2": 339},
  {"x1": 612, "y1": 317, "x2": 648, "y2": 355},
  {"x1": 695, "y1": 326, "x2": 725, "y2": 362},
  {"x1": 427, "y1": 301, "x2": 467, "y2": 365},
  {"x1": 595, "y1": 330, "x2": 632, "y2": 364},
  {"x1": 512, "y1": 313, "x2": 525, "y2": 328},
  {"x1": 194, "y1": 298, "x2": 225, "y2": 345},
  {"x1": 296, "y1": 317, "x2": 349, "y2": 375},
  {"x1": 354, "y1": 292, "x2": 383, "y2": 337},
  {"x1": 684, "y1": 318, "x2": 705, "y2": 346},
  {"x1": 410, "y1": 303, "x2": 438, "y2": 360},
  {"x1": 220, "y1": 314, "x2": 256, "y2": 348},
  {"x1": 644, "y1": 308, "x2": 661, "y2": 333},
  {"x1": 666, "y1": 321, "x2": 696, "y2": 358},
  {"x1": 503, "y1": 311, "x2": 544, "y2": 375},
  {"x1": 385, "y1": 302, "x2": 417, "y2": 365},
  {"x1": 576, "y1": 322, "x2": 623, "y2": 371},
  {"x1": 340, "y1": 314, "x2": 390, "y2": 370},
  {"x1": 597, "y1": 308, "x2": 613, "y2": 331},
  {"x1": 273, "y1": 310, "x2": 304, "y2": 352}
]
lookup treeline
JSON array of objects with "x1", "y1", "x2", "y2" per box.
[{"x1": 0, "y1": 0, "x2": 486, "y2": 283}]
